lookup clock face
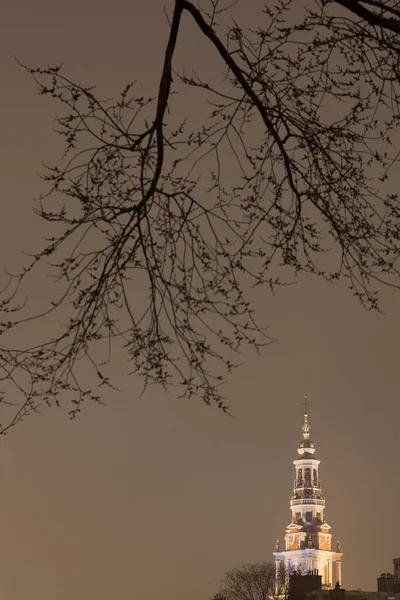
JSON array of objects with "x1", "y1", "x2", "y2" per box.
[
  {"x1": 320, "y1": 534, "x2": 330, "y2": 550},
  {"x1": 288, "y1": 535, "x2": 299, "y2": 550}
]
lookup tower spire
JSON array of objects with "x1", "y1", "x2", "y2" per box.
[
  {"x1": 273, "y1": 397, "x2": 344, "y2": 592},
  {"x1": 297, "y1": 393, "x2": 315, "y2": 456},
  {"x1": 302, "y1": 393, "x2": 311, "y2": 442}
]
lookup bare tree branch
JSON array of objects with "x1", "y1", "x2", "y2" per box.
[{"x1": 0, "y1": 0, "x2": 399, "y2": 432}]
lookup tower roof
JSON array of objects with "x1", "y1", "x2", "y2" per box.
[{"x1": 297, "y1": 395, "x2": 315, "y2": 456}]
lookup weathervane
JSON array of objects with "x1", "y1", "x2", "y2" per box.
[
  {"x1": 302, "y1": 393, "x2": 311, "y2": 439},
  {"x1": 302, "y1": 393, "x2": 311, "y2": 415}
]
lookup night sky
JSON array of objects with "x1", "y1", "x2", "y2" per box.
[{"x1": 1, "y1": 0, "x2": 399, "y2": 599}]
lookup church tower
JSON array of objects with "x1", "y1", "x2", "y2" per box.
[{"x1": 273, "y1": 399, "x2": 343, "y2": 590}]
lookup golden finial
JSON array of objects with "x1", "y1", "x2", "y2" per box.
[{"x1": 302, "y1": 393, "x2": 311, "y2": 415}]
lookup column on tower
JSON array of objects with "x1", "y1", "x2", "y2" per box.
[
  {"x1": 336, "y1": 560, "x2": 342, "y2": 586},
  {"x1": 324, "y1": 562, "x2": 329, "y2": 587},
  {"x1": 328, "y1": 560, "x2": 333, "y2": 587},
  {"x1": 274, "y1": 557, "x2": 289, "y2": 596},
  {"x1": 275, "y1": 559, "x2": 280, "y2": 584}
]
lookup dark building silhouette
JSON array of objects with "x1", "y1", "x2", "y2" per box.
[
  {"x1": 289, "y1": 572, "x2": 322, "y2": 600},
  {"x1": 393, "y1": 558, "x2": 400, "y2": 594},
  {"x1": 377, "y1": 574, "x2": 394, "y2": 594},
  {"x1": 287, "y1": 571, "x2": 394, "y2": 600},
  {"x1": 329, "y1": 582, "x2": 346, "y2": 600}
]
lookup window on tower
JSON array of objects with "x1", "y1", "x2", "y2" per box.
[
  {"x1": 305, "y1": 468, "x2": 311, "y2": 487},
  {"x1": 305, "y1": 511, "x2": 312, "y2": 522},
  {"x1": 296, "y1": 512, "x2": 301, "y2": 521},
  {"x1": 297, "y1": 469, "x2": 303, "y2": 486},
  {"x1": 313, "y1": 469, "x2": 318, "y2": 486}
]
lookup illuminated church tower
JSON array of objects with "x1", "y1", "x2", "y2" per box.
[{"x1": 273, "y1": 399, "x2": 343, "y2": 589}]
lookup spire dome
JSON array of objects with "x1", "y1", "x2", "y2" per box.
[{"x1": 297, "y1": 394, "x2": 315, "y2": 455}]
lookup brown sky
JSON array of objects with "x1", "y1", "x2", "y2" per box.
[{"x1": 1, "y1": 0, "x2": 399, "y2": 599}]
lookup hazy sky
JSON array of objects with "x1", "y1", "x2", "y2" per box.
[{"x1": 1, "y1": 1, "x2": 399, "y2": 599}]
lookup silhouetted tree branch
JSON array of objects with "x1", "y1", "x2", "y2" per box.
[
  {"x1": 333, "y1": 0, "x2": 400, "y2": 33},
  {"x1": 0, "y1": 0, "x2": 400, "y2": 431}
]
